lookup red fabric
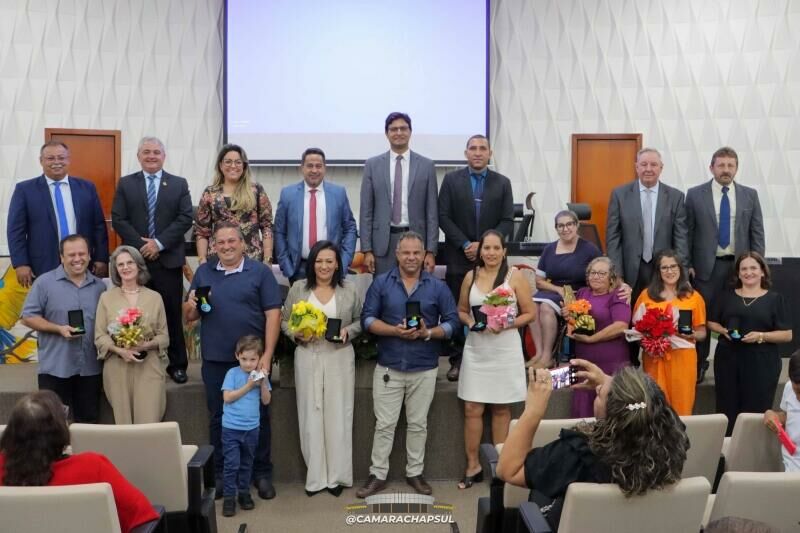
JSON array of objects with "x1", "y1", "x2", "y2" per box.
[
  {"x1": 0, "y1": 451, "x2": 158, "y2": 533},
  {"x1": 309, "y1": 188, "x2": 318, "y2": 248}
]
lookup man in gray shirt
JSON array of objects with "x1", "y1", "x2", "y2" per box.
[{"x1": 21, "y1": 234, "x2": 107, "y2": 422}]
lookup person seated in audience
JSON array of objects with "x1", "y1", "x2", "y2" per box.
[
  {"x1": 0, "y1": 390, "x2": 158, "y2": 533},
  {"x1": 220, "y1": 335, "x2": 272, "y2": 517},
  {"x1": 561, "y1": 257, "x2": 631, "y2": 417},
  {"x1": 705, "y1": 517, "x2": 779, "y2": 533},
  {"x1": 497, "y1": 360, "x2": 689, "y2": 531},
  {"x1": 763, "y1": 350, "x2": 800, "y2": 472}
]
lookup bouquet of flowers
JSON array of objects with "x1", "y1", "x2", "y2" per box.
[
  {"x1": 479, "y1": 286, "x2": 517, "y2": 329},
  {"x1": 287, "y1": 300, "x2": 327, "y2": 339},
  {"x1": 624, "y1": 304, "x2": 693, "y2": 359},
  {"x1": 566, "y1": 299, "x2": 596, "y2": 335},
  {"x1": 107, "y1": 307, "x2": 150, "y2": 349}
]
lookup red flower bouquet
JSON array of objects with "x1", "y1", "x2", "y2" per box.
[{"x1": 633, "y1": 306, "x2": 676, "y2": 358}]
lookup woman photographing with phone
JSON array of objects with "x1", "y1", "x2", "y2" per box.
[
  {"x1": 280, "y1": 240, "x2": 362, "y2": 497},
  {"x1": 456, "y1": 229, "x2": 536, "y2": 489}
]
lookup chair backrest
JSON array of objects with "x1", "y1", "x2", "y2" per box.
[
  {"x1": 724, "y1": 413, "x2": 783, "y2": 472},
  {"x1": 0, "y1": 424, "x2": 5, "y2": 439},
  {"x1": 0, "y1": 482, "x2": 121, "y2": 533},
  {"x1": 504, "y1": 418, "x2": 595, "y2": 508},
  {"x1": 70, "y1": 422, "x2": 188, "y2": 512},
  {"x1": 558, "y1": 477, "x2": 711, "y2": 533},
  {"x1": 708, "y1": 472, "x2": 800, "y2": 531},
  {"x1": 680, "y1": 414, "x2": 728, "y2": 484}
]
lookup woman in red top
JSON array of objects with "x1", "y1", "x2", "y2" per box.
[{"x1": 0, "y1": 391, "x2": 158, "y2": 533}]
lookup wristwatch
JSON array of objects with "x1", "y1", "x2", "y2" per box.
[{"x1": 424, "y1": 330, "x2": 432, "y2": 342}]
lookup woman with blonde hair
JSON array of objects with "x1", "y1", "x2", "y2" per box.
[{"x1": 195, "y1": 144, "x2": 273, "y2": 263}]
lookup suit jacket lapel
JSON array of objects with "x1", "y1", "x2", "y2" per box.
[
  {"x1": 137, "y1": 171, "x2": 150, "y2": 213},
  {"x1": 629, "y1": 181, "x2": 644, "y2": 236},
  {"x1": 323, "y1": 182, "x2": 335, "y2": 235},
  {"x1": 407, "y1": 151, "x2": 419, "y2": 194},
  {"x1": 37, "y1": 176, "x2": 59, "y2": 235},
  {"x1": 653, "y1": 185, "x2": 669, "y2": 239},
  {"x1": 703, "y1": 181, "x2": 718, "y2": 231}
]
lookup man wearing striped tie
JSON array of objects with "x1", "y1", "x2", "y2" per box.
[
  {"x1": 111, "y1": 137, "x2": 193, "y2": 384},
  {"x1": 7, "y1": 141, "x2": 109, "y2": 288}
]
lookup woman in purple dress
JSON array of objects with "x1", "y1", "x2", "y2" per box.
[
  {"x1": 529, "y1": 210, "x2": 601, "y2": 367},
  {"x1": 562, "y1": 256, "x2": 631, "y2": 417}
]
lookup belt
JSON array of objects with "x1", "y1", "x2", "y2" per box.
[
  {"x1": 390, "y1": 226, "x2": 410, "y2": 234},
  {"x1": 716, "y1": 255, "x2": 736, "y2": 261}
]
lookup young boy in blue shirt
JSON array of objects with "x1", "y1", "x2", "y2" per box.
[{"x1": 221, "y1": 335, "x2": 272, "y2": 516}]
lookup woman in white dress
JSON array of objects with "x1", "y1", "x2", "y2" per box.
[{"x1": 457, "y1": 230, "x2": 536, "y2": 488}]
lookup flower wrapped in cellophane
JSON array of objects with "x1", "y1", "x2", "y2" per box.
[
  {"x1": 288, "y1": 300, "x2": 327, "y2": 339},
  {"x1": 479, "y1": 286, "x2": 517, "y2": 329},
  {"x1": 107, "y1": 307, "x2": 151, "y2": 348},
  {"x1": 566, "y1": 299, "x2": 596, "y2": 335},
  {"x1": 624, "y1": 304, "x2": 693, "y2": 360}
]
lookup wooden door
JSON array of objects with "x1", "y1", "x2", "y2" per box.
[
  {"x1": 571, "y1": 134, "x2": 642, "y2": 249},
  {"x1": 45, "y1": 128, "x2": 122, "y2": 252}
]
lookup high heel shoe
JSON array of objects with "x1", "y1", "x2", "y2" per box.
[
  {"x1": 457, "y1": 469, "x2": 484, "y2": 489},
  {"x1": 327, "y1": 485, "x2": 344, "y2": 497}
]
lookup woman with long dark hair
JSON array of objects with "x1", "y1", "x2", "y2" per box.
[
  {"x1": 280, "y1": 240, "x2": 362, "y2": 496},
  {"x1": 633, "y1": 250, "x2": 706, "y2": 415},
  {"x1": 498, "y1": 361, "x2": 689, "y2": 531},
  {"x1": 456, "y1": 229, "x2": 536, "y2": 489},
  {"x1": 708, "y1": 252, "x2": 792, "y2": 435},
  {"x1": 0, "y1": 391, "x2": 158, "y2": 533}
]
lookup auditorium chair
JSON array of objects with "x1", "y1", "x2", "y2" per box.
[
  {"x1": 680, "y1": 414, "x2": 728, "y2": 485},
  {"x1": 517, "y1": 477, "x2": 710, "y2": 533},
  {"x1": 70, "y1": 422, "x2": 216, "y2": 533},
  {"x1": 722, "y1": 413, "x2": 783, "y2": 473},
  {"x1": 0, "y1": 482, "x2": 166, "y2": 533},
  {"x1": 702, "y1": 472, "x2": 800, "y2": 531}
]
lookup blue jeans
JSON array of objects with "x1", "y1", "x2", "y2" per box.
[{"x1": 222, "y1": 427, "x2": 259, "y2": 497}]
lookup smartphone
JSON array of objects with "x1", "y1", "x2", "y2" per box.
[
  {"x1": 406, "y1": 301, "x2": 422, "y2": 329},
  {"x1": 67, "y1": 309, "x2": 85, "y2": 335},
  {"x1": 325, "y1": 318, "x2": 343, "y2": 342},
  {"x1": 549, "y1": 365, "x2": 578, "y2": 390},
  {"x1": 195, "y1": 286, "x2": 212, "y2": 314},
  {"x1": 678, "y1": 310, "x2": 693, "y2": 335},
  {"x1": 471, "y1": 305, "x2": 487, "y2": 332}
]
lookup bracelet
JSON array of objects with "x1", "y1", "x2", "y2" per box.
[
  {"x1": 758, "y1": 332, "x2": 765, "y2": 344},
  {"x1": 424, "y1": 330, "x2": 432, "y2": 342}
]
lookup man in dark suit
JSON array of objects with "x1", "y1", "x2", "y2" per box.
[
  {"x1": 438, "y1": 135, "x2": 514, "y2": 380},
  {"x1": 111, "y1": 137, "x2": 193, "y2": 384},
  {"x1": 273, "y1": 147, "x2": 358, "y2": 282},
  {"x1": 7, "y1": 141, "x2": 109, "y2": 287},
  {"x1": 686, "y1": 146, "x2": 765, "y2": 382},
  {"x1": 606, "y1": 147, "x2": 688, "y2": 365},
  {"x1": 360, "y1": 112, "x2": 439, "y2": 275}
]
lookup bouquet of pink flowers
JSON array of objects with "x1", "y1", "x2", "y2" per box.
[
  {"x1": 479, "y1": 286, "x2": 517, "y2": 329},
  {"x1": 107, "y1": 307, "x2": 150, "y2": 348}
]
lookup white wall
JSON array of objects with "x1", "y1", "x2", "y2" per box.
[{"x1": 2, "y1": 0, "x2": 799, "y2": 256}]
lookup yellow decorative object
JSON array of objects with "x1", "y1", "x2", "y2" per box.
[
  {"x1": 0, "y1": 265, "x2": 37, "y2": 364},
  {"x1": 288, "y1": 300, "x2": 327, "y2": 339}
]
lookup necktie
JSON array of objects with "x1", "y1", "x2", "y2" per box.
[
  {"x1": 473, "y1": 174, "x2": 485, "y2": 228},
  {"x1": 642, "y1": 189, "x2": 654, "y2": 262},
  {"x1": 53, "y1": 182, "x2": 70, "y2": 239},
  {"x1": 309, "y1": 188, "x2": 318, "y2": 249},
  {"x1": 147, "y1": 175, "x2": 157, "y2": 238},
  {"x1": 719, "y1": 185, "x2": 731, "y2": 249},
  {"x1": 391, "y1": 155, "x2": 403, "y2": 225}
]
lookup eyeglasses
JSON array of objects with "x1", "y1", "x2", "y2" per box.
[
  {"x1": 556, "y1": 221, "x2": 576, "y2": 230},
  {"x1": 588, "y1": 270, "x2": 609, "y2": 277},
  {"x1": 222, "y1": 159, "x2": 244, "y2": 166},
  {"x1": 43, "y1": 156, "x2": 68, "y2": 163},
  {"x1": 388, "y1": 126, "x2": 410, "y2": 133},
  {"x1": 659, "y1": 264, "x2": 680, "y2": 272}
]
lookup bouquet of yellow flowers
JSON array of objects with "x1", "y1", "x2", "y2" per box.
[
  {"x1": 566, "y1": 299, "x2": 596, "y2": 335},
  {"x1": 107, "y1": 307, "x2": 151, "y2": 348},
  {"x1": 288, "y1": 300, "x2": 327, "y2": 339}
]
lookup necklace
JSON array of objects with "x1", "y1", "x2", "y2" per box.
[
  {"x1": 121, "y1": 287, "x2": 141, "y2": 294},
  {"x1": 741, "y1": 295, "x2": 761, "y2": 307}
]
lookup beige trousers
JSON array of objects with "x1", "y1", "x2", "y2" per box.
[{"x1": 103, "y1": 352, "x2": 167, "y2": 424}]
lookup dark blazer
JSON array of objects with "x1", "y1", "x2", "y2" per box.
[
  {"x1": 359, "y1": 150, "x2": 439, "y2": 256},
  {"x1": 7, "y1": 175, "x2": 109, "y2": 276},
  {"x1": 685, "y1": 180, "x2": 765, "y2": 280},
  {"x1": 273, "y1": 180, "x2": 358, "y2": 279},
  {"x1": 111, "y1": 170, "x2": 193, "y2": 269},
  {"x1": 438, "y1": 167, "x2": 515, "y2": 275},
  {"x1": 606, "y1": 180, "x2": 688, "y2": 284}
]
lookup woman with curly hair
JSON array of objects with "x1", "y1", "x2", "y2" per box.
[
  {"x1": 497, "y1": 360, "x2": 689, "y2": 531},
  {"x1": 0, "y1": 390, "x2": 158, "y2": 533}
]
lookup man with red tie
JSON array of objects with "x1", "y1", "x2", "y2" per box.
[{"x1": 273, "y1": 148, "x2": 357, "y2": 283}]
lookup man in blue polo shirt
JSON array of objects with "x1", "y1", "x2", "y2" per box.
[
  {"x1": 356, "y1": 231, "x2": 459, "y2": 498},
  {"x1": 184, "y1": 221, "x2": 281, "y2": 500}
]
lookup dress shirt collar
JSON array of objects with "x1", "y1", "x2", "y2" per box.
[
  {"x1": 216, "y1": 256, "x2": 245, "y2": 275},
  {"x1": 711, "y1": 178, "x2": 734, "y2": 194},
  {"x1": 304, "y1": 181, "x2": 325, "y2": 194},
  {"x1": 390, "y1": 149, "x2": 410, "y2": 161},
  {"x1": 469, "y1": 167, "x2": 488, "y2": 179},
  {"x1": 45, "y1": 175, "x2": 70, "y2": 187},
  {"x1": 143, "y1": 169, "x2": 164, "y2": 179},
  {"x1": 638, "y1": 179, "x2": 659, "y2": 195}
]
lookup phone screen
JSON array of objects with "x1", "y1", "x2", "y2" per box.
[
  {"x1": 67, "y1": 309, "x2": 85, "y2": 335},
  {"x1": 549, "y1": 366, "x2": 577, "y2": 390}
]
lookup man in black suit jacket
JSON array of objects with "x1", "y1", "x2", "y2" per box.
[
  {"x1": 111, "y1": 137, "x2": 193, "y2": 383},
  {"x1": 438, "y1": 135, "x2": 515, "y2": 380},
  {"x1": 686, "y1": 146, "x2": 765, "y2": 382}
]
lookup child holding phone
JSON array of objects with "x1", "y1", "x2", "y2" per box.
[{"x1": 763, "y1": 350, "x2": 800, "y2": 471}]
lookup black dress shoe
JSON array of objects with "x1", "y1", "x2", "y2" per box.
[
  {"x1": 327, "y1": 485, "x2": 344, "y2": 497},
  {"x1": 356, "y1": 475, "x2": 386, "y2": 498},
  {"x1": 446, "y1": 363, "x2": 460, "y2": 382},
  {"x1": 237, "y1": 492, "x2": 255, "y2": 510},
  {"x1": 305, "y1": 488, "x2": 324, "y2": 497},
  {"x1": 170, "y1": 369, "x2": 188, "y2": 384},
  {"x1": 405, "y1": 475, "x2": 433, "y2": 495},
  {"x1": 696, "y1": 361, "x2": 709, "y2": 384},
  {"x1": 222, "y1": 497, "x2": 236, "y2": 517},
  {"x1": 255, "y1": 477, "x2": 276, "y2": 500}
]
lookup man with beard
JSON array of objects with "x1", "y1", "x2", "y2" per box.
[{"x1": 686, "y1": 146, "x2": 765, "y2": 382}]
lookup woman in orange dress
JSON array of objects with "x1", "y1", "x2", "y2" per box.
[{"x1": 633, "y1": 250, "x2": 706, "y2": 415}]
